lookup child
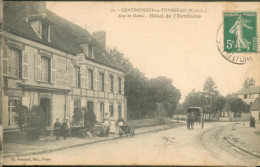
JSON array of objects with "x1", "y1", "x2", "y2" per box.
[{"x1": 54, "y1": 118, "x2": 61, "y2": 140}]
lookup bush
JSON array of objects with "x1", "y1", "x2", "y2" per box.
[
  {"x1": 73, "y1": 107, "x2": 83, "y2": 125},
  {"x1": 18, "y1": 105, "x2": 47, "y2": 139}
]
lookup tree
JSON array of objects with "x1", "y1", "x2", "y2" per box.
[
  {"x1": 243, "y1": 77, "x2": 255, "y2": 87},
  {"x1": 109, "y1": 48, "x2": 181, "y2": 119},
  {"x1": 202, "y1": 77, "x2": 219, "y2": 119},
  {"x1": 212, "y1": 96, "x2": 226, "y2": 117},
  {"x1": 227, "y1": 97, "x2": 246, "y2": 117},
  {"x1": 182, "y1": 89, "x2": 207, "y2": 110}
]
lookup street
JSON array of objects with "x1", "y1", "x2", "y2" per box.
[{"x1": 4, "y1": 122, "x2": 259, "y2": 166}]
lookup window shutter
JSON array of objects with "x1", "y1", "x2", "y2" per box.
[
  {"x1": 81, "y1": 66, "x2": 87, "y2": 88},
  {"x1": 3, "y1": 45, "x2": 9, "y2": 76},
  {"x1": 51, "y1": 58, "x2": 56, "y2": 83},
  {"x1": 105, "y1": 72, "x2": 109, "y2": 92},
  {"x1": 85, "y1": 68, "x2": 88, "y2": 88},
  {"x1": 122, "y1": 78, "x2": 124, "y2": 94},
  {"x1": 94, "y1": 69, "x2": 98, "y2": 90},
  {"x1": 22, "y1": 51, "x2": 29, "y2": 79},
  {"x1": 69, "y1": 63, "x2": 74, "y2": 86},
  {"x1": 114, "y1": 75, "x2": 118, "y2": 93},
  {"x1": 34, "y1": 53, "x2": 41, "y2": 81}
]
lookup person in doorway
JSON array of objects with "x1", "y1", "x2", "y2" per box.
[
  {"x1": 61, "y1": 118, "x2": 69, "y2": 140},
  {"x1": 54, "y1": 118, "x2": 61, "y2": 140}
]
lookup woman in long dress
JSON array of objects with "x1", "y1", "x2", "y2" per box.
[{"x1": 229, "y1": 14, "x2": 253, "y2": 51}]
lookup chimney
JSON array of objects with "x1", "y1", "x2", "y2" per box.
[
  {"x1": 92, "y1": 31, "x2": 106, "y2": 49},
  {"x1": 32, "y1": 1, "x2": 46, "y2": 16}
]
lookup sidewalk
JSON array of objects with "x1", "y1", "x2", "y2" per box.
[
  {"x1": 3, "y1": 122, "x2": 184, "y2": 158},
  {"x1": 224, "y1": 122, "x2": 260, "y2": 158}
]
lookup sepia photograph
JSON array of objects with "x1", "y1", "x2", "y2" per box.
[{"x1": 1, "y1": 1, "x2": 260, "y2": 166}]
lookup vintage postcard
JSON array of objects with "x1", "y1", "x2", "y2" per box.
[{"x1": 1, "y1": 1, "x2": 260, "y2": 166}]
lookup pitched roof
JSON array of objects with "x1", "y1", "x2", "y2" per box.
[
  {"x1": 235, "y1": 85, "x2": 260, "y2": 95},
  {"x1": 3, "y1": 2, "x2": 122, "y2": 71},
  {"x1": 251, "y1": 97, "x2": 260, "y2": 111}
]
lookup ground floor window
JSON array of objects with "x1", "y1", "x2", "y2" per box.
[
  {"x1": 100, "y1": 102, "x2": 104, "y2": 120},
  {"x1": 74, "y1": 100, "x2": 81, "y2": 110},
  {"x1": 109, "y1": 104, "x2": 114, "y2": 117},
  {"x1": 118, "y1": 104, "x2": 122, "y2": 117},
  {"x1": 8, "y1": 100, "x2": 19, "y2": 127}
]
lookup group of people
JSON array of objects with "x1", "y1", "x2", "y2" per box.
[
  {"x1": 54, "y1": 118, "x2": 70, "y2": 140},
  {"x1": 99, "y1": 117, "x2": 127, "y2": 137}
]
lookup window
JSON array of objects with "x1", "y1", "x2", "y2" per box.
[
  {"x1": 99, "y1": 73, "x2": 104, "y2": 91},
  {"x1": 74, "y1": 100, "x2": 81, "y2": 110},
  {"x1": 88, "y1": 69, "x2": 94, "y2": 90},
  {"x1": 75, "y1": 66, "x2": 81, "y2": 87},
  {"x1": 110, "y1": 75, "x2": 114, "y2": 92},
  {"x1": 41, "y1": 56, "x2": 50, "y2": 82},
  {"x1": 118, "y1": 77, "x2": 122, "y2": 94},
  {"x1": 100, "y1": 102, "x2": 104, "y2": 120},
  {"x1": 8, "y1": 48, "x2": 20, "y2": 78},
  {"x1": 244, "y1": 95, "x2": 248, "y2": 99},
  {"x1": 249, "y1": 94, "x2": 253, "y2": 99},
  {"x1": 118, "y1": 104, "x2": 122, "y2": 117},
  {"x1": 109, "y1": 104, "x2": 114, "y2": 117},
  {"x1": 88, "y1": 45, "x2": 93, "y2": 58},
  {"x1": 8, "y1": 100, "x2": 19, "y2": 127},
  {"x1": 42, "y1": 22, "x2": 49, "y2": 41}
]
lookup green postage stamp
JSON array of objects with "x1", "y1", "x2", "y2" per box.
[{"x1": 224, "y1": 12, "x2": 257, "y2": 53}]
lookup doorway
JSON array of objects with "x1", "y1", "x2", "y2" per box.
[{"x1": 40, "y1": 98, "x2": 51, "y2": 127}]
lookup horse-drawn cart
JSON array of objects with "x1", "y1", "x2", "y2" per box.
[{"x1": 187, "y1": 107, "x2": 204, "y2": 130}]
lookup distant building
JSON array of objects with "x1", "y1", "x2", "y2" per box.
[
  {"x1": 250, "y1": 97, "x2": 260, "y2": 120},
  {"x1": 2, "y1": 2, "x2": 127, "y2": 131},
  {"x1": 234, "y1": 85, "x2": 260, "y2": 105}
]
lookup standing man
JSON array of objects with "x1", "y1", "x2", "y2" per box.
[{"x1": 54, "y1": 118, "x2": 61, "y2": 140}]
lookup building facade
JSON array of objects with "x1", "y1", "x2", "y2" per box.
[
  {"x1": 235, "y1": 85, "x2": 260, "y2": 105},
  {"x1": 2, "y1": 2, "x2": 127, "y2": 131}
]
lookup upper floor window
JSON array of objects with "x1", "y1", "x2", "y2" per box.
[
  {"x1": 118, "y1": 77, "x2": 122, "y2": 94},
  {"x1": 8, "y1": 48, "x2": 21, "y2": 78},
  {"x1": 110, "y1": 75, "x2": 114, "y2": 92},
  {"x1": 99, "y1": 73, "x2": 104, "y2": 91},
  {"x1": 41, "y1": 56, "x2": 50, "y2": 82},
  {"x1": 88, "y1": 69, "x2": 94, "y2": 90},
  {"x1": 75, "y1": 66, "x2": 81, "y2": 87}
]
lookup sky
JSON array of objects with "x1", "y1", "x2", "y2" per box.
[{"x1": 47, "y1": 2, "x2": 260, "y2": 102}]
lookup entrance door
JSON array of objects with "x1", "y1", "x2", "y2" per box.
[
  {"x1": 40, "y1": 98, "x2": 51, "y2": 127},
  {"x1": 118, "y1": 104, "x2": 122, "y2": 118},
  {"x1": 87, "y1": 101, "x2": 94, "y2": 113}
]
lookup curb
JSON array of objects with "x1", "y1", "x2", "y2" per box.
[
  {"x1": 4, "y1": 123, "x2": 185, "y2": 158},
  {"x1": 223, "y1": 136, "x2": 260, "y2": 158}
]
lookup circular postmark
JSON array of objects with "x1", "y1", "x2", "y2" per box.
[{"x1": 216, "y1": 12, "x2": 259, "y2": 65}]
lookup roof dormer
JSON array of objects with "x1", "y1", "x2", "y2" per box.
[
  {"x1": 26, "y1": 2, "x2": 53, "y2": 42},
  {"x1": 80, "y1": 44, "x2": 94, "y2": 59}
]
